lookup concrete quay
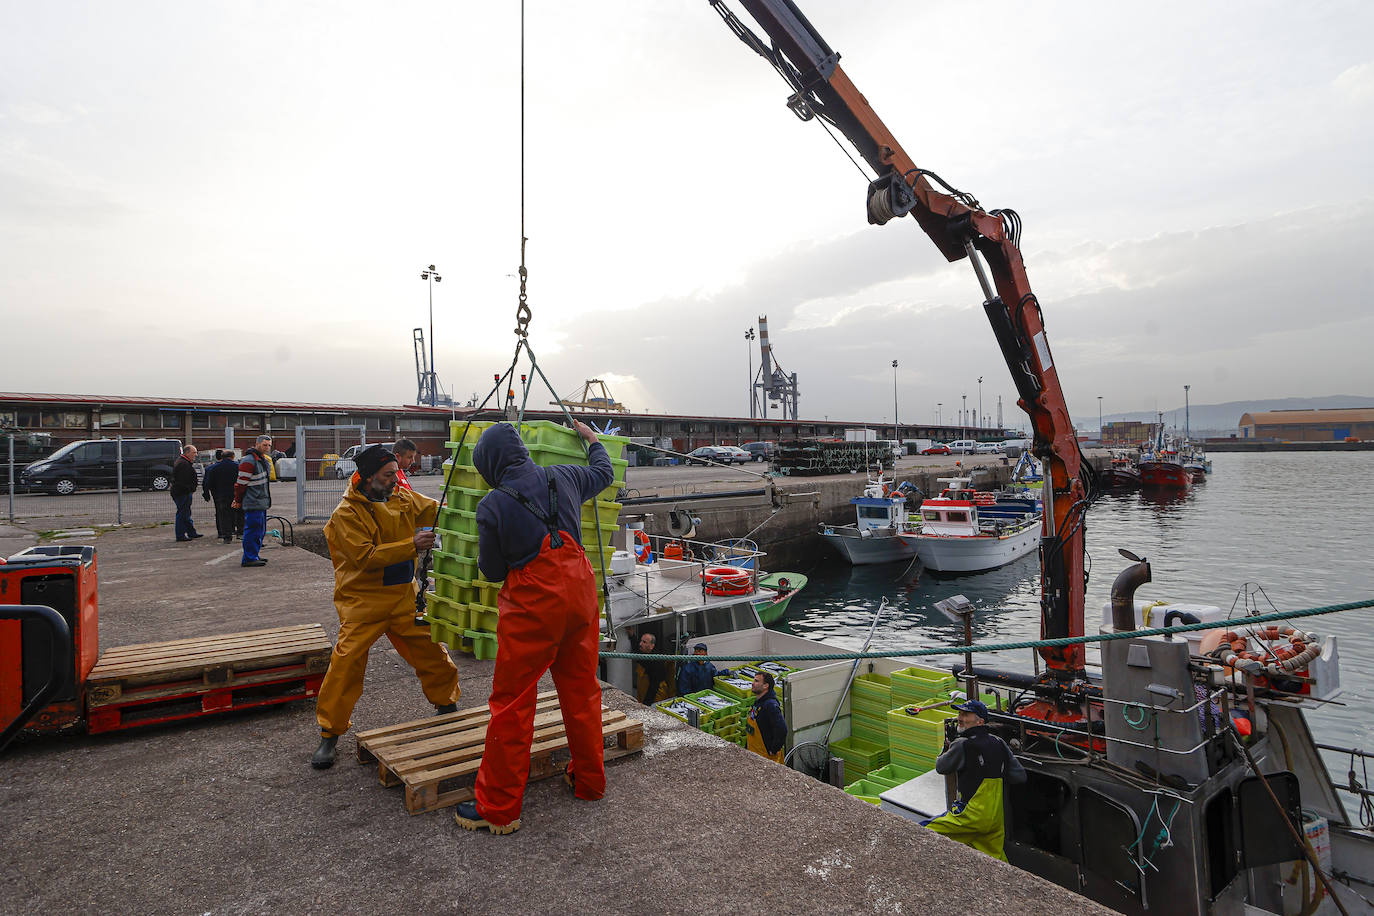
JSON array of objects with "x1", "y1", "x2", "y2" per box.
[{"x1": 0, "y1": 524, "x2": 1111, "y2": 915}]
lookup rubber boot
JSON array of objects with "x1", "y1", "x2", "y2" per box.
[
  {"x1": 311, "y1": 735, "x2": 339, "y2": 770},
  {"x1": 435, "y1": 703, "x2": 458, "y2": 715},
  {"x1": 455, "y1": 800, "x2": 520, "y2": 835}
]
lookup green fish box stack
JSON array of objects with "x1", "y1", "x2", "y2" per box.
[
  {"x1": 424, "y1": 419, "x2": 629, "y2": 658},
  {"x1": 843, "y1": 762, "x2": 926, "y2": 804},
  {"x1": 889, "y1": 665, "x2": 956, "y2": 709},
  {"x1": 850, "y1": 672, "x2": 892, "y2": 747},
  {"x1": 886, "y1": 704, "x2": 957, "y2": 774},
  {"x1": 685, "y1": 689, "x2": 745, "y2": 744},
  {"x1": 829, "y1": 735, "x2": 889, "y2": 782}
]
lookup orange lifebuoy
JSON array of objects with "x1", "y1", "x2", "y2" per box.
[
  {"x1": 703, "y1": 565, "x2": 752, "y2": 596},
  {"x1": 633, "y1": 529, "x2": 652, "y2": 563}
]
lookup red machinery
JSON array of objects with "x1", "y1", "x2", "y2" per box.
[{"x1": 709, "y1": 0, "x2": 1098, "y2": 719}]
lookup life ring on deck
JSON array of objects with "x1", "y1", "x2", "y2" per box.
[
  {"x1": 633, "y1": 529, "x2": 652, "y2": 564},
  {"x1": 703, "y1": 565, "x2": 752, "y2": 596}
]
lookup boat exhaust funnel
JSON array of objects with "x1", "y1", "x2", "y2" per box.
[{"x1": 1110, "y1": 549, "x2": 1151, "y2": 631}]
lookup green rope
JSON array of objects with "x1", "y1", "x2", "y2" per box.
[{"x1": 599, "y1": 597, "x2": 1374, "y2": 662}]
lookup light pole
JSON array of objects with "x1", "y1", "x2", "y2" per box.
[
  {"x1": 977, "y1": 376, "x2": 983, "y2": 430},
  {"x1": 1184, "y1": 385, "x2": 1191, "y2": 440},
  {"x1": 961, "y1": 393, "x2": 967, "y2": 440},
  {"x1": 419, "y1": 264, "x2": 442, "y2": 406},
  {"x1": 745, "y1": 328, "x2": 756, "y2": 418},
  {"x1": 937, "y1": 402, "x2": 942, "y2": 426},
  {"x1": 892, "y1": 359, "x2": 899, "y2": 441},
  {"x1": 1098, "y1": 396, "x2": 1103, "y2": 441}
]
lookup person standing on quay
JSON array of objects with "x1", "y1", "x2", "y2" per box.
[
  {"x1": 171, "y1": 445, "x2": 203, "y2": 542},
  {"x1": 454, "y1": 420, "x2": 612, "y2": 836},
  {"x1": 202, "y1": 449, "x2": 241, "y2": 543},
  {"x1": 232, "y1": 435, "x2": 273, "y2": 568},
  {"x1": 310, "y1": 444, "x2": 461, "y2": 769}
]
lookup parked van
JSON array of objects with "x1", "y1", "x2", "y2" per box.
[
  {"x1": 946, "y1": 439, "x2": 979, "y2": 454},
  {"x1": 19, "y1": 437, "x2": 182, "y2": 495}
]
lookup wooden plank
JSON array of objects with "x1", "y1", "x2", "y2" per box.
[
  {"x1": 91, "y1": 625, "x2": 323, "y2": 661},
  {"x1": 356, "y1": 691, "x2": 560, "y2": 744},
  {"x1": 380, "y1": 704, "x2": 577, "y2": 771},
  {"x1": 89, "y1": 634, "x2": 331, "y2": 679},
  {"x1": 88, "y1": 641, "x2": 331, "y2": 684},
  {"x1": 405, "y1": 710, "x2": 628, "y2": 782},
  {"x1": 365, "y1": 699, "x2": 567, "y2": 765},
  {"x1": 85, "y1": 660, "x2": 322, "y2": 708}
]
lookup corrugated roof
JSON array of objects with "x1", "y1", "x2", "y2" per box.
[
  {"x1": 0, "y1": 392, "x2": 450, "y2": 415},
  {"x1": 1240, "y1": 408, "x2": 1374, "y2": 425}
]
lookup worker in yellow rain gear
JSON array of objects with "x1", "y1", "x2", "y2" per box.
[
  {"x1": 922, "y1": 699, "x2": 1026, "y2": 860},
  {"x1": 310, "y1": 444, "x2": 461, "y2": 769},
  {"x1": 745, "y1": 671, "x2": 787, "y2": 763}
]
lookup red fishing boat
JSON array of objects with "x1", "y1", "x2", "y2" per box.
[{"x1": 1137, "y1": 453, "x2": 1190, "y2": 488}]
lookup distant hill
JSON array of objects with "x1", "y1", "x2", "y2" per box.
[{"x1": 1078, "y1": 395, "x2": 1374, "y2": 434}]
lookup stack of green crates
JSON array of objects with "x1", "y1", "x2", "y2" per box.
[
  {"x1": 886, "y1": 704, "x2": 957, "y2": 774},
  {"x1": 829, "y1": 735, "x2": 889, "y2": 781},
  {"x1": 850, "y1": 672, "x2": 892, "y2": 747},
  {"x1": 425, "y1": 419, "x2": 628, "y2": 657},
  {"x1": 653, "y1": 697, "x2": 707, "y2": 724},
  {"x1": 685, "y1": 689, "x2": 743, "y2": 741},
  {"x1": 842, "y1": 779, "x2": 887, "y2": 805},
  {"x1": 890, "y1": 666, "x2": 956, "y2": 709}
]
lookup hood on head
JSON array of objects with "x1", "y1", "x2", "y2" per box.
[{"x1": 472, "y1": 423, "x2": 531, "y2": 487}]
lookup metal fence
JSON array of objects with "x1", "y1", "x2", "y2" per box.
[{"x1": 295, "y1": 425, "x2": 367, "y2": 522}]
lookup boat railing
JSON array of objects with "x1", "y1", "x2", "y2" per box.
[{"x1": 610, "y1": 532, "x2": 768, "y2": 626}]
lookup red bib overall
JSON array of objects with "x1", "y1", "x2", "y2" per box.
[{"x1": 473, "y1": 531, "x2": 605, "y2": 825}]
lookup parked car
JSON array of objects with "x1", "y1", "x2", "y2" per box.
[
  {"x1": 740, "y1": 441, "x2": 777, "y2": 462},
  {"x1": 686, "y1": 446, "x2": 730, "y2": 466},
  {"x1": 975, "y1": 442, "x2": 1002, "y2": 454},
  {"x1": 720, "y1": 446, "x2": 752, "y2": 464},
  {"x1": 946, "y1": 439, "x2": 980, "y2": 454},
  {"x1": 19, "y1": 437, "x2": 181, "y2": 495},
  {"x1": 920, "y1": 444, "x2": 952, "y2": 455}
]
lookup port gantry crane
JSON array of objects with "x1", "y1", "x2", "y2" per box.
[{"x1": 709, "y1": 0, "x2": 1097, "y2": 720}]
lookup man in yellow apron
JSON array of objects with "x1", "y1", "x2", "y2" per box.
[
  {"x1": 310, "y1": 445, "x2": 461, "y2": 769},
  {"x1": 745, "y1": 671, "x2": 786, "y2": 763},
  {"x1": 923, "y1": 700, "x2": 1026, "y2": 860}
]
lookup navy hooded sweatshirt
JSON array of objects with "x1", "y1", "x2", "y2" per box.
[{"x1": 472, "y1": 423, "x2": 614, "y2": 581}]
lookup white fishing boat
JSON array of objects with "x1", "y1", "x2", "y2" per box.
[
  {"x1": 913, "y1": 477, "x2": 1040, "y2": 574},
  {"x1": 817, "y1": 474, "x2": 920, "y2": 566}
]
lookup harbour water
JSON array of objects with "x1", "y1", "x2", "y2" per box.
[{"x1": 780, "y1": 451, "x2": 1374, "y2": 769}]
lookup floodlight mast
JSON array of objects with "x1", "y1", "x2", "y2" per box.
[{"x1": 709, "y1": 0, "x2": 1092, "y2": 680}]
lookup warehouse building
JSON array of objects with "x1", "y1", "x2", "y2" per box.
[{"x1": 1237, "y1": 408, "x2": 1374, "y2": 441}]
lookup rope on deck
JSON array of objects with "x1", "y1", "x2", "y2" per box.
[{"x1": 598, "y1": 597, "x2": 1374, "y2": 662}]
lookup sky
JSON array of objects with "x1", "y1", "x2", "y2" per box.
[{"x1": 2, "y1": 0, "x2": 1372, "y2": 430}]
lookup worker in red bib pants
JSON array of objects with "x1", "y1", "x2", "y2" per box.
[{"x1": 455, "y1": 420, "x2": 613, "y2": 835}]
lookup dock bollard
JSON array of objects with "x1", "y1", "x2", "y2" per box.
[{"x1": 828, "y1": 756, "x2": 845, "y2": 788}]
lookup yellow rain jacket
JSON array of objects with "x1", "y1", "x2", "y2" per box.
[
  {"x1": 316, "y1": 481, "x2": 459, "y2": 737},
  {"x1": 324, "y1": 484, "x2": 439, "y2": 622}
]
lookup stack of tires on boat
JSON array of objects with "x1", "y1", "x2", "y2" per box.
[
  {"x1": 423, "y1": 420, "x2": 629, "y2": 657},
  {"x1": 652, "y1": 663, "x2": 798, "y2": 748},
  {"x1": 833, "y1": 666, "x2": 993, "y2": 804}
]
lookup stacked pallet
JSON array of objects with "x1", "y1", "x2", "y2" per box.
[{"x1": 425, "y1": 420, "x2": 628, "y2": 657}]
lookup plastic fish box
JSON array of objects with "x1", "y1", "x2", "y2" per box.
[
  {"x1": 829, "y1": 736, "x2": 890, "y2": 772},
  {"x1": 426, "y1": 618, "x2": 474, "y2": 655},
  {"x1": 843, "y1": 779, "x2": 885, "y2": 805},
  {"x1": 867, "y1": 763, "x2": 924, "y2": 786},
  {"x1": 424, "y1": 592, "x2": 471, "y2": 629},
  {"x1": 890, "y1": 666, "x2": 956, "y2": 704},
  {"x1": 851, "y1": 672, "x2": 893, "y2": 708},
  {"x1": 443, "y1": 439, "x2": 479, "y2": 468},
  {"x1": 440, "y1": 462, "x2": 488, "y2": 492},
  {"x1": 468, "y1": 603, "x2": 499, "y2": 632},
  {"x1": 443, "y1": 485, "x2": 488, "y2": 514},
  {"x1": 464, "y1": 629, "x2": 498, "y2": 661},
  {"x1": 684, "y1": 690, "x2": 742, "y2": 722},
  {"x1": 432, "y1": 549, "x2": 479, "y2": 582},
  {"x1": 888, "y1": 749, "x2": 936, "y2": 776},
  {"x1": 431, "y1": 573, "x2": 476, "y2": 606},
  {"x1": 754, "y1": 660, "x2": 798, "y2": 679},
  {"x1": 654, "y1": 698, "x2": 706, "y2": 724},
  {"x1": 713, "y1": 674, "x2": 755, "y2": 703},
  {"x1": 448, "y1": 419, "x2": 497, "y2": 444},
  {"x1": 436, "y1": 507, "x2": 478, "y2": 538}
]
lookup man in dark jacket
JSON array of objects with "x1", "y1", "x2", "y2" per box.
[
  {"x1": 746, "y1": 671, "x2": 787, "y2": 763},
  {"x1": 454, "y1": 421, "x2": 613, "y2": 836},
  {"x1": 170, "y1": 445, "x2": 202, "y2": 542},
  {"x1": 201, "y1": 449, "x2": 242, "y2": 543},
  {"x1": 924, "y1": 699, "x2": 1027, "y2": 861},
  {"x1": 675, "y1": 643, "x2": 723, "y2": 697}
]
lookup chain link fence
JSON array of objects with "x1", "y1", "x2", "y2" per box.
[{"x1": 294, "y1": 425, "x2": 368, "y2": 522}]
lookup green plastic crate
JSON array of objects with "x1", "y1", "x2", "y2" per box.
[
  {"x1": 843, "y1": 779, "x2": 886, "y2": 805},
  {"x1": 427, "y1": 618, "x2": 474, "y2": 654},
  {"x1": 442, "y1": 485, "x2": 488, "y2": 513},
  {"x1": 439, "y1": 462, "x2": 488, "y2": 492},
  {"x1": 431, "y1": 572, "x2": 475, "y2": 605},
  {"x1": 447, "y1": 419, "x2": 498, "y2": 444},
  {"x1": 424, "y1": 593, "x2": 471, "y2": 630},
  {"x1": 432, "y1": 549, "x2": 479, "y2": 582},
  {"x1": 829, "y1": 736, "x2": 889, "y2": 774},
  {"x1": 713, "y1": 673, "x2": 755, "y2": 703},
  {"x1": 684, "y1": 689, "x2": 741, "y2": 724},
  {"x1": 468, "y1": 602, "x2": 499, "y2": 632},
  {"x1": 891, "y1": 666, "x2": 956, "y2": 706},
  {"x1": 868, "y1": 763, "x2": 924, "y2": 786},
  {"x1": 464, "y1": 629, "x2": 498, "y2": 661},
  {"x1": 436, "y1": 507, "x2": 478, "y2": 537},
  {"x1": 654, "y1": 697, "x2": 705, "y2": 724},
  {"x1": 442, "y1": 530, "x2": 480, "y2": 554}
]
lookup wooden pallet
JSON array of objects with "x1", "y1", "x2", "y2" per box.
[
  {"x1": 355, "y1": 690, "x2": 645, "y2": 814},
  {"x1": 83, "y1": 624, "x2": 332, "y2": 734}
]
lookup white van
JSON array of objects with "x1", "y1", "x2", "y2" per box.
[{"x1": 947, "y1": 439, "x2": 979, "y2": 454}]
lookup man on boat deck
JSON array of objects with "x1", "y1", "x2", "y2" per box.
[
  {"x1": 745, "y1": 671, "x2": 787, "y2": 763},
  {"x1": 455, "y1": 420, "x2": 613, "y2": 836},
  {"x1": 676, "y1": 643, "x2": 724, "y2": 696},
  {"x1": 923, "y1": 699, "x2": 1026, "y2": 861}
]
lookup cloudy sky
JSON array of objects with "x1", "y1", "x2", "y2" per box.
[{"x1": 3, "y1": 1, "x2": 1372, "y2": 429}]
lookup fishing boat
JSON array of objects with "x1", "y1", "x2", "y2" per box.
[
  {"x1": 755, "y1": 571, "x2": 807, "y2": 624},
  {"x1": 1100, "y1": 449, "x2": 1143, "y2": 489},
  {"x1": 1181, "y1": 444, "x2": 1212, "y2": 482},
  {"x1": 1139, "y1": 422, "x2": 1191, "y2": 490},
  {"x1": 817, "y1": 473, "x2": 920, "y2": 566},
  {"x1": 912, "y1": 478, "x2": 1041, "y2": 574}
]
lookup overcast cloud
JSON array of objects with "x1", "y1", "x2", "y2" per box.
[{"x1": 2, "y1": 1, "x2": 1371, "y2": 427}]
